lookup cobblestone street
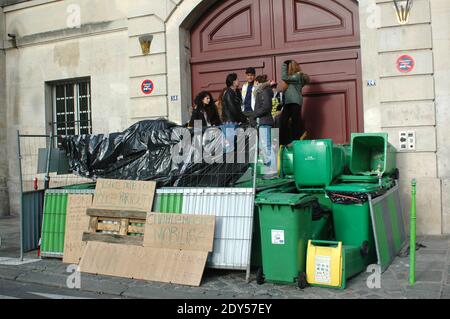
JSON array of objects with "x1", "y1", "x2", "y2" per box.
[{"x1": 1, "y1": 215, "x2": 450, "y2": 299}]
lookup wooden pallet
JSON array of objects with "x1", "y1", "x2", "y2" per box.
[{"x1": 82, "y1": 208, "x2": 147, "y2": 246}]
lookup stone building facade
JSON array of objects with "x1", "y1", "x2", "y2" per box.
[{"x1": 0, "y1": 0, "x2": 449, "y2": 235}]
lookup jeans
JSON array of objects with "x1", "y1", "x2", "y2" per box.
[
  {"x1": 259, "y1": 125, "x2": 278, "y2": 177},
  {"x1": 220, "y1": 122, "x2": 238, "y2": 154}
]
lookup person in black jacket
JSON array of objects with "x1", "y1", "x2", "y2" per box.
[
  {"x1": 248, "y1": 75, "x2": 274, "y2": 127},
  {"x1": 188, "y1": 91, "x2": 222, "y2": 128},
  {"x1": 250, "y1": 75, "x2": 278, "y2": 178},
  {"x1": 220, "y1": 73, "x2": 247, "y2": 154},
  {"x1": 221, "y1": 73, "x2": 247, "y2": 124}
]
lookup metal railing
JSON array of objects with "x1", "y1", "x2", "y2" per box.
[{"x1": 17, "y1": 131, "x2": 93, "y2": 260}]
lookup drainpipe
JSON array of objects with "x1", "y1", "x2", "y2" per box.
[
  {"x1": 0, "y1": 6, "x2": 10, "y2": 218},
  {"x1": 409, "y1": 179, "x2": 417, "y2": 286}
]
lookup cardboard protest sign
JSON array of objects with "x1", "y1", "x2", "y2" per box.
[
  {"x1": 62, "y1": 194, "x2": 93, "y2": 265},
  {"x1": 79, "y1": 213, "x2": 215, "y2": 286},
  {"x1": 80, "y1": 242, "x2": 209, "y2": 286},
  {"x1": 92, "y1": 179, "x2": 156, "y2": 212},
  {"x1": 144, "y1": 213, "x2": 215, "y2": 252}
]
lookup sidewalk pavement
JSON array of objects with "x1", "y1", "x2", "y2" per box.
[{"x1": 1, "y1": 214, "x2": 450, "y2": 299}]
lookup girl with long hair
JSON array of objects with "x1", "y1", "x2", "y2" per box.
[
  {"x1": 188, "y1": 91, "x2": 222, "y2": 127},
  {"x1": 280, "y1": 60, "x2": 310, "y2": 146}
]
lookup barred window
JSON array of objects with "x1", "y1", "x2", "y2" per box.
[{"x1": 52, "y1": 80, "x2": 92, "y2": 146}]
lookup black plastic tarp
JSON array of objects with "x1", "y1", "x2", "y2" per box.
[{"x1": 61, "y1": 119, "x2": 254, "y2": 187}]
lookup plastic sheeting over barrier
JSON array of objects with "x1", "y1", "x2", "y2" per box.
[{"x1": 62, "y1": 120, "x2": 255, "y2": 187}]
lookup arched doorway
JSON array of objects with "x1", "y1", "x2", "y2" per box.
[{"x1": 190, "y1": 0, "x2": 363, "y2": 144}]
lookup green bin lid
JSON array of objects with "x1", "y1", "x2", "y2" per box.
[
  {"x1": 235, "y1": 178, "x2": 293, "y2": 190},
  {"x1": 338, "y1": 175, "x2": 379, "y2": 183},
  {"x1": 255, "y1": 192, "x2": 316, "y2": 206},
  {"x1": 325, "y1": 183, "x2": 382, "y2": 193}
]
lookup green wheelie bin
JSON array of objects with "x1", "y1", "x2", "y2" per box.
[
  {"x1": 279, "y1": 145, "x2": 294, "y2": 178},
  {"x1": 293, "y1": 139, "x2": 345, "y2": 189},
  {"x1": 251, "y1": 182, "x2": 297, "y2": 268},
  {"x1": 350, "y1": 133, "x2": 397, "y2": 177},
  {"x1": 252, "y1": 188, "x2": 333, "y2": 268},
  {"x1": 325, "y1": 182, "x2": 383, "y2": 266},
  {"x1": 254, "y1": 192, "x2": 318, "y2": 288}
]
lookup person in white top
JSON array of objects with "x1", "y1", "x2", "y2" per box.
[{"x1": 241, "y1": 67, "x2": 257, "y2": 113}]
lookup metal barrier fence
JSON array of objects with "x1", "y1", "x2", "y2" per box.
[
  {"x1": 17, "y1": 133, "x2": 92, "y2": 192},
  {"x1": 17, "y1": 129, "x2": 262, "y2": 276},
  {"x1": 153, "y1": 129, "x2": 261, "y2": 282},
  {"x1": 17, "y1": 132, "x2": 93, "y2": 259},
  {"x1": 21, "y1": 190, "x2": 45, "y2": 253},
  {"x1": 155, "y1": 187, "x2": 256, "y2": 282},
  {"x1": 40, "y1": 189, "x2": 95, "y2": 259}
]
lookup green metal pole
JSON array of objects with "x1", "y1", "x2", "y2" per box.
[{"x1": 409, "y1": 179, "x2": 417, "y2": 286}]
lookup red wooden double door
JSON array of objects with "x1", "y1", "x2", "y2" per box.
[{"x1": 190, "y1": 0, "x2": 363, "y2": 144}]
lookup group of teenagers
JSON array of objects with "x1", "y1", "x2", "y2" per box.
[
  {"x1": 187, "y1": 60, "x2": 310, "y2": 176},
  {"x1": 188, "y1": 60, "x2": 310, "y2": 146}
]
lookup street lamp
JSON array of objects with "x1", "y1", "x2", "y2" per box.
[{"x1": 393, "y1": 0, "x2": 413, "y2": 25}]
